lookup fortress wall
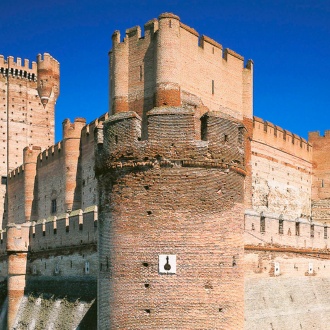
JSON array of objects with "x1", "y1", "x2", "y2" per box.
[
  {"x1": 36, "y1": 118, "x2": 85, "y2": 218},
  {"x1": 80, "y1": 114, "x2": 107, "y2": 209},
  {"x1": 36, "y1": 143, "x2": 65, "y2": 217},
  {"x1": 7, "y1": 166, "x2": 26, "y2": 224},
  {"x1": 29, "y1": 206, "x2": 97, "y2": 252},
  {"x1": 245, "y1": 210, "x2": 329, "y2": 249},
  {"x1": 110, "y1": 20, "x2": 158, "y2": 116},
  {"x1": 253, "y1": 117, "x2": 312, "y2": 160},
  {"x1": 244, "y1": 250, "x2": 330, "y2": 329},
  {"x1": 179, "y1": 23, "x2": 252, "y2": 120},
  {"x1": 309, "y1": 131, "x2": 330, "y2": 223},
  {"x1": 252, "y1": 117, "x2": 312, "y2": 219},
  {"x1": 0, "y1": 54, "x2": 59, "y2": 229},
  {"x1": 110, "y1": 14, "x2": 253, "y2": 130}
]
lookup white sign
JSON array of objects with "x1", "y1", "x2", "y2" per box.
[
  {"x1": 274, "y1": 262, "x2": 280, "y2": 276},
  {"x1": 159, "y1": 255, "x2": 176, "y2": 274}
]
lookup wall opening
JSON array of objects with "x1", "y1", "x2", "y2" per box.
[
  {"x1": 51, "y1": 199, "x2": 57, "y2": 214},
  {"x1": 279, "y1": 219, "x2": 284, "y2": 235},
  {"x1": 295, "y1": 222, "x2": 300, "y2": 236},
  {"x1": 201, "y1": 115, "x2": 208, "y2": 141},
  {"x1": 260, "y1": 216, "x2": 265, "y2": 233},
  {"x1": 310, "y1": 224, "x2": 314, "y2": 238}
]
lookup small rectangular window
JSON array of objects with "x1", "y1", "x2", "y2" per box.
[
  {"x1": 260, "y1": 216, "x2": 265, "y2": 233},
  {"x1": 212, "y1": 80, "x2": 214, "y2": 95},
  {"x1": 310, "y1": 224, "x2": 314, "y2": 238},
  {"x1": 295, "y1": 222, "x2": 300, "y2": 236},
  {"x1": 1, "y1": 176, "x2": 7, "y2": 185},
  {"x1": 279, "y1": 220, "x2": 284, "y2": 235},
  {"x1": 51, "y1": 199, "x2": 57, "y2": 214},
  {"x1": 324, "y1": 226, "x2": 328, "y2": 239}
]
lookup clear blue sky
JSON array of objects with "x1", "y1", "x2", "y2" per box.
[{"x1": 1, "y1": 0, "x2": 329, "y2": 142}]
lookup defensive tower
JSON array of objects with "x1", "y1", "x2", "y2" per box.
[
  {"x1": 0, "y1": 53, "x2": 59, "y2": 229},
  {"x1": 98, "y1": 13, "x2": 250, "y2": 329}
]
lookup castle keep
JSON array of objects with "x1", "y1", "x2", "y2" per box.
[{"x1": 0, "y1": 12, "x2": 330, "y2": 329}]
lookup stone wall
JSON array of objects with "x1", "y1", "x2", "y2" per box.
[
  {"x1": 252, "y1": 117, "x2": 312, "y2": 219},
  {"x1": 244, "y1": 250, "x2": 330, "y2": 329}
]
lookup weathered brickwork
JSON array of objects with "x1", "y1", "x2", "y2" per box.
[
  {"x1": 96, "y1": 107, "x2": 246, "y2": 329},
  {"x1": 244, "y1": 251, "x2": 330, "y2": 329},
  {"x1": 252, "y1": 117, "x2": 313, "y2": 219},
  {"x1": 2, "y1": 11, "x2": 330, "y2": 330},
  {"x1": 0, "y1": 53, "x2": 59, "y2": 229}
]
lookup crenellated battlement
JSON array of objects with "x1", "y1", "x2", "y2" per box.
[
  {"x1": 29, "y1": 206, "x2": 97, "y2": 252},
  {"x1": 110, "y1": 12, "x2": 253, "y2": 120},
  {"x1": 96, "y1": 107, "x2": 246, "y2": 178},
  {"x1": 245, "y1": 209, "x2": 330, "y2": 251},
  {"x1": 0, "y1": 55, "x2": 37, "y2": 70},
  {"x1": 253, "y1": 116, "x2": 312, "y2": 161},
  {"x1": 80, "y1": 112, "x2": 108, "y2": 142},
  {"x1": 37, "y1": 53, "x2": 59, "y2": 73},
  {"x1": 0, "y1": 53, "x2": 58, "y2": 83},
  {"x1": 63, "y1": 117, "x2": 86, "y2": 140}
]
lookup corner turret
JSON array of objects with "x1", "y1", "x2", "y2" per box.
[{"x1": 37, "y1": 53, "x2": 60, "y2": 107}]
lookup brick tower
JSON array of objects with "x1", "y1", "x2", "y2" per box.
[
  {"x1": 0, "y1": 53, "x2": 59, "y2": 228},
  {"x1": 97, "y1": 13, "x2": 252, "y2": 329}
]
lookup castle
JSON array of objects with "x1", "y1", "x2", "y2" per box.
[{"x1": 0, "y1": 13, "x2": 330, "y2": 329}]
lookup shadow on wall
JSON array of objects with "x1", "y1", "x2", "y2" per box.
[{"x1": 0, "y1": 296, "x2": 7, "y2": 329}]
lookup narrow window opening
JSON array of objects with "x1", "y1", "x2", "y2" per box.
[
  {"x1": 260, "y1": 216, "x2": 265, "y2": 233},
  {"x1": 42, "y1": 230, "x2": 46, "y2": 237},
  {"x1": 51, "y1": 199, "x2": 57, "y2": 214},
  {"x1": 1, "y1": 176, "x2": 7, "y2": 185},
  {"x1": 321, "y1": 179, "x2": 324, "y2": 188},
  {"x1": 212, "y1": 80, "x2": 214, "y2": 95},
  {"x1": 66, "y1": 225, "x2": 69, "y2": 233},
  {"x1": 201, "y1": 116, "x2": 208, "y2": 141},
  {"x1": 106, "y1": 256, "x2": 109, "y2": 269},
  {"x1": 295, "y1": 222, "x2": 300, "y2": 236},
  {"x1": 79, "y1": 223, "x2": 83, "y2": 231},
  {"x1": 324, "y1": 226, "x2": 328, "y2": 239},
  {"x1": 310, "y1": 224, "x2": 314, "y2": 238},
  {"x1": 279, "y1": 220, "x2": 284, "y2": 235},
  {"x1": 115, "y1": 135, "x2": 118, "y2": 144},
  {"x1": 169, "y1": 20, "x2": 172, "y2": 28},
  {"x1": 238, "y1": 126, "x2": 244, "y2": 145},
  {"x1": 224, "y1": 134, "x2": 228, "y2": 142},
  {"x1": 212, "y1": 47, "x2": 215, "y2": 54}
]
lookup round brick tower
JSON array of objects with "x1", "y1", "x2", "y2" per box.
[{"x1": 96, "y1": 108, "x2": 246, "y2": 329}]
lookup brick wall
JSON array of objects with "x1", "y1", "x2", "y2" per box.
[
  {"x1": 96, "y1": 107, "x2": 246, "y2": 329},
  {"x1": 252, "y1": 117, "x2": 312, "y2": 219},
  {"x1": 0, "y1": 54, "x2": 59, "y2": 229}
]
